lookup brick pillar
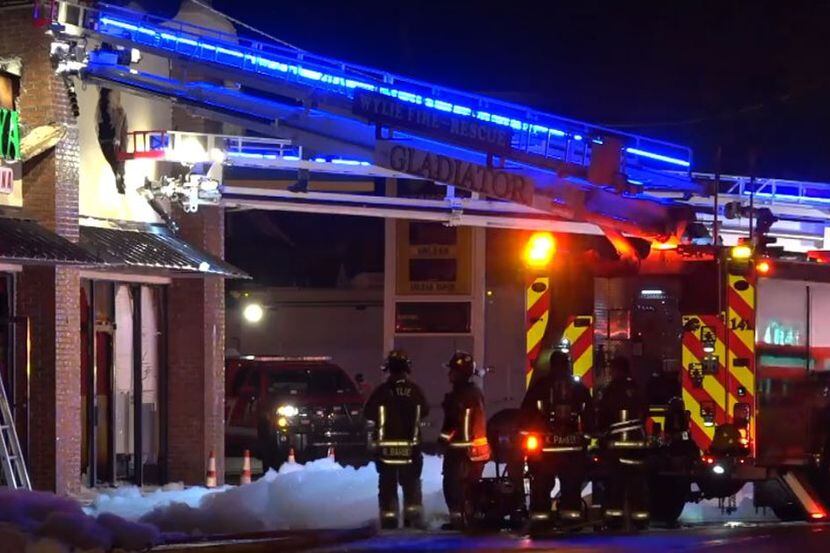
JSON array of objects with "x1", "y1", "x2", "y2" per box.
[
  {"x1": 165, "y1": 40, "x2": 228, "y2": 484},
  {"x1": 0, "y1": 7, "x2": 82, "y2": 494},
  {"x1": 167, "y1": 206, "x2": 226, "y2": 485}
]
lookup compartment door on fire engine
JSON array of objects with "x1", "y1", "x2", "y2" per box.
[{"x1": 755, "y1": 278, "x2": 829, "y2": 466}]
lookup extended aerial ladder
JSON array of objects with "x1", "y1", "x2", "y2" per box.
[{"x1": 39, "y1": 0, "x2": 707, "y2": 246}]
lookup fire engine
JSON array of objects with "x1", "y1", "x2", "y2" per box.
[{"x1": 537, "y1": 239, "x2": 830, "y2": 524}]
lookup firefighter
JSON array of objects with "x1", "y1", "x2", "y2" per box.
[
  {"x1": 596, "y1": 355, "x2": 649, "y2": 527},
  {"x1": 519, "y1": 350, "x2": 593, "y2": 532},
  {"x1": 646, "y1": 363, "x2": 681, "y2": 407},
  {"x1": 364, "y1": 350, "x2": 430, "y2": 529},
  {"x1": 439, "y1": 351, "x2": 491, "y2": 530}
]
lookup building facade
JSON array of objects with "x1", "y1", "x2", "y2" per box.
[{"x1": 0, "y1": 1, "x2": 241, "y2": 494}]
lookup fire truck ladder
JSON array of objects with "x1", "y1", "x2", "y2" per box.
[
  {"x1": 40, "y1": 0, "x2": 696, "y2": 188},
  {"x1": 0, "y1": 379, "x2": 30, "y2": 490},
  {"x1": 39, "y1": 0, "x2": 705, "y2": 243}
]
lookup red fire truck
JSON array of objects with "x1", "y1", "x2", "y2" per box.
[{"x1": 544, "y1": 243, "x2": 830, "y2": 524}]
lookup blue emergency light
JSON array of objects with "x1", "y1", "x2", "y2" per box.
[{"x1": 94, "y1": 12, "x2": 693, "y2": 172}]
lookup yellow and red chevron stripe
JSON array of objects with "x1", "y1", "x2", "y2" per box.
[
  {"x1": 726, "y1": 273, "x2": 756, "y2": 449},
  {"x1": 526, "y1": 276, "x2": 550, "y2": 388},
  {"x1": 682, "y1": 314, "x2": 724, "y2": 449},
  {"x1": 563, "y1": 316, "x2": 594, "y2": 391},
  {"x1": 682, "y1": 298, "x2": 757, "y2": 453}
]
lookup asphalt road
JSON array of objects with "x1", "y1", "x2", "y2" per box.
[{"x1": 308, "y1": 522, "x2": 830, "y2": 552}]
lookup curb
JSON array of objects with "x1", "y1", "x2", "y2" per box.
[{"x1": 151, "y1": 525, "x2": 377, "y2": 552}]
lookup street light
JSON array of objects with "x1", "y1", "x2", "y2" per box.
[
  {"x1": 243, "y1": 303, "x2": 264, "y2": 324},
  {"x1": 523, "y1": 232, "x2": 556, "y2": 269}
]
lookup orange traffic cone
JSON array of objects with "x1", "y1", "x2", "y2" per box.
[
  {"x1": 240, "y1": 449, "x2": 252, "y2": 485},
  {"x1": 327, "y1": 446, "x2": 335, "y2": 461},
  {"x1": 206, "y1": 450, "x2": 218, "y2": 488},
  {"x1": 287, "y1": 447, "x2": 296, "y2": 464}
]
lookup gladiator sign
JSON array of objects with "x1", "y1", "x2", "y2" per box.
[
  {"x1": 376, "y1": 142, "x2": 535, "y2": 206},
  {"x1": 354, "y1": 90, "x2": 513, "y2": 155}
]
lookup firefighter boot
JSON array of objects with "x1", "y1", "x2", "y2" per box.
[
  {"x1": 558, "y1": 507, "x2": 584, "y2": 528},
  {"x1": 527, "y1": 512, "x2": 552, "y2": 537},
  {"x1": 631, "y1": 510, "x2": 650, "y2": 531},
  {"x1": 380, "y1": 509, "x2": 399, "y2": 530},
  {"x1": 404, "y1": 505, "x2": 426, "y2": 530},
  {"x1": 441, "y1": 511, "x2": 465, "y2": 531}
]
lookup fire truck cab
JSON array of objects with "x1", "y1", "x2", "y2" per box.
[{"x1": 578, "y1": 245, "x2": 830, "y2": 523}]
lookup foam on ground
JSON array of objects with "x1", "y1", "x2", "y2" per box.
[{"x1": 1, "y1": 454, "x2": 779, "y2": 551}]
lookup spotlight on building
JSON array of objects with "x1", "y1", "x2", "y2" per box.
[
  {"x1": 209, "y1": 147, "x2": 226, "y2": 164},
  {"x1": 243, "y1": 303, "x2": 264, "y2": 324}
]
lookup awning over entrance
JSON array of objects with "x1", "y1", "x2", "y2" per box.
[
  {"x1": 0, "y1": 217, "x2": 98, "y2": 265},
  {"x1": 79, "y1": 225, "x2": 249, "y2": 279}
]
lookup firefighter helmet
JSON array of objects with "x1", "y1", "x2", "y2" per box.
[
  {"x1": 382, "y1": 349, "x2": 411, "y2": 373},
  {"x1": 445, "y1": 350, "x2": 476, "y2": 379}
]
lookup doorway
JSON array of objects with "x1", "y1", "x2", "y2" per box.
[{"x1": 81, "y1": 280, "x2": 167, "y2": 486}]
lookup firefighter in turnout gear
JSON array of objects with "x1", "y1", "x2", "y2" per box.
[
  {"x1": 364, "y1": 350, "x2": 430, "y2": 529},
  {"x1": 596, "y1": 356, "x2": 650, "y2": 528},
  {"x1": 439, "y1": 351, "x2": 491, "y2": 530},
  {"x1": 519, "y1": 351, "x2": 593, "y2": 532}
]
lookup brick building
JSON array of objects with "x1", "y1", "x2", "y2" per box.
[{"x1": 0, "y1": 1, "x2": 242, "y2": 494}]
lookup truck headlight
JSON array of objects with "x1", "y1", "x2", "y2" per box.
[{"x1": 277, "y1": 405, "x2": 299, "y2": 417}]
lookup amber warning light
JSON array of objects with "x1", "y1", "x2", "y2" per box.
[{"x1": 523, "y1": 232, "x2": 556, "y2": 269}]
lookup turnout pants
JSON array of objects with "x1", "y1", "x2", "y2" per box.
[
  {"x1": 528, "y1": 452, "x2": 586, "y2": 523},
  {"x1": 377, "y1": 453, "x2": 424, "y2": 527},
  {"x1": 442, "y1": 449, "x2": 485, "y2": 526},
  {"x1": 605, "y1": 450, "x2": 648, "y2": 523}
]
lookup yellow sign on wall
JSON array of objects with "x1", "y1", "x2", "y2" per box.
[{"x1": 396, "y1": 220, "x2": 472, "y2": 295}]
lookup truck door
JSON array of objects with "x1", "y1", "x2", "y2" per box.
[{"x1": 755, "y1": 278, "x2": 824, "y2": 466}]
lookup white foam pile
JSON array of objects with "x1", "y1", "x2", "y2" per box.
[
  {"x1": 88, "y1": 455, "x2": 463, "y2": 534},
  {"x1": 0, "y1": 454, "x2": 778, "y2": 551},
  {"x1": 0, "y1": 488, "x2": 161, "y2": 552},
  {"x1": 86, "y1": 455, "x2": 769, "y2": 533},
  {"x1": 679, "y1": 485, "x2": 777, "y2": 524}
]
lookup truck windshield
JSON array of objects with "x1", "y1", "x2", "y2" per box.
[{"x1": 265, "y1": 366, "x2": 356, "y2": 396}]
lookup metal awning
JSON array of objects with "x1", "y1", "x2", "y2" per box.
[
  {"x1": 79, "y1": 225, "x2": 249, "y2": 279},
  {"x1": 0, "y1": 217, "x2": 99, "y2": 265}
]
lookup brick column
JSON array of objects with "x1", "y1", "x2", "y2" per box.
[
  {"x1": 167, "y1": 206, "x2": 226, "y2": 485},
  {"x1": 165, "y1": 35, "x2": 228, "y2": 484},
  {"x1": 0, "y1": 7, "x2": 82, "y2": 494}
]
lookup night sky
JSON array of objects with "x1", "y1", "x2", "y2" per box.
[{"x1": 126, "y1": 1, "x2": 830, "y2": 284}]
